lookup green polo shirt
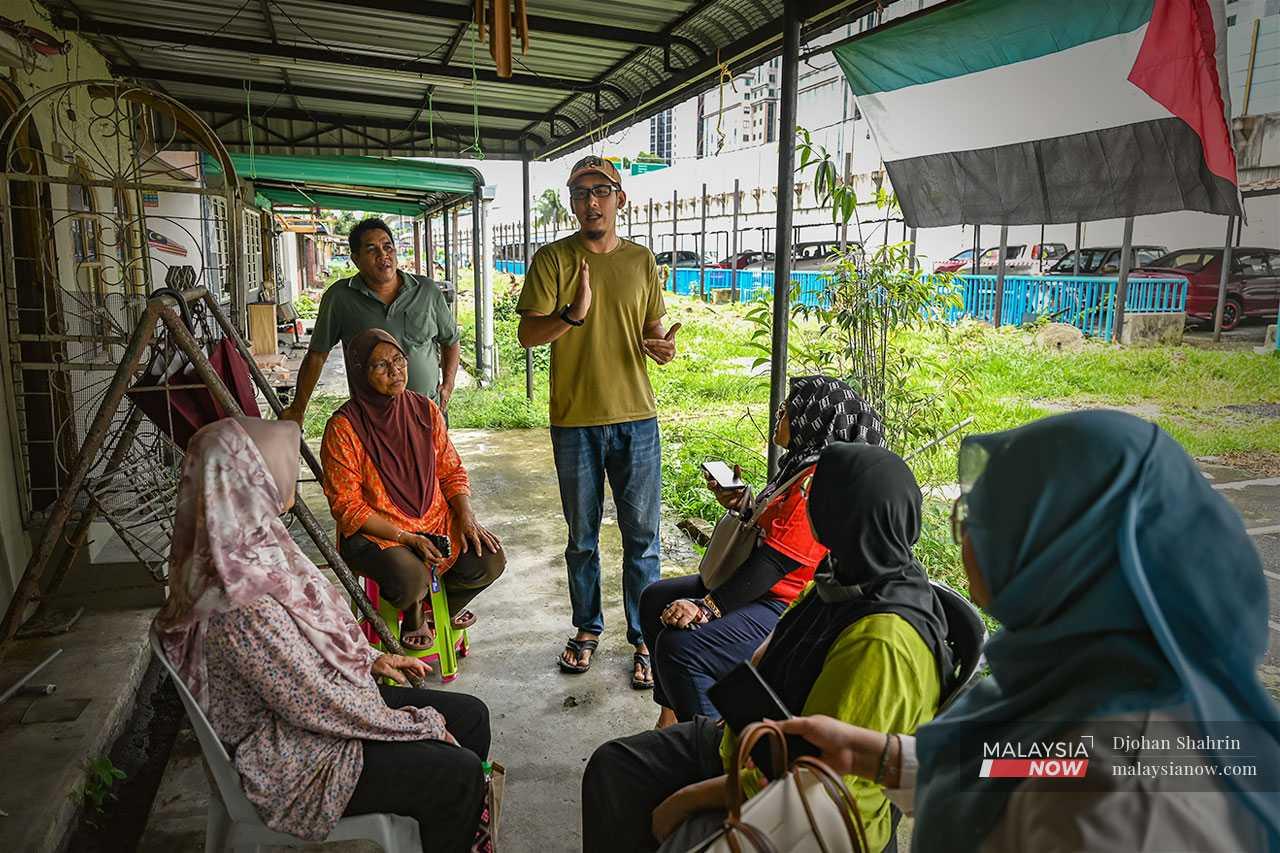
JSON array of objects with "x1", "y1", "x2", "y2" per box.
[{"x1": 309, "y1": 271, "x2": 458, "y2": 401}]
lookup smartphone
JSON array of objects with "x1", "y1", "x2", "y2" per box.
[
  {"x1": 702, "y1": 460, "x2": 745, "y2": 491},
  {"x1": 415, "y1": 531, "x2": 452, "y2": 559},
  {"x1": 707, "y1": 662, "x2": 819, "y2": 777}
]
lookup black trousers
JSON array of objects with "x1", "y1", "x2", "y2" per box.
[
  {"x1": 343, "y1": 685, "x2": 491, "y2": 853},
  {"x1": 340, "y1": 532, "x2": 506, "y2": 617},
  {"x1": 581, "y1": 717, "x2": 725, "y2": 853},
  {"x1": 581, "y1": 716, "x2": 902, "y2": 853}
]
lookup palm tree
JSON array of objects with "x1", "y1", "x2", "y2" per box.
[{"x1": 533, "y1": 188, "x2": 567, "y2": 229}]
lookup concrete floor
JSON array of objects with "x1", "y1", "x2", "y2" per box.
[
  {"x1": 131, "y1": 431, "x2": 1280, "y2": 850},
  {"x1": 140, "y1": 428, "x2": 699, "y2": 852}
]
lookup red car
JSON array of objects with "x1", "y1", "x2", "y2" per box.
[
  {"x1": 1135, "y1": 247, "x2": 1280, "y2": 331},
  {"x1": 935, "y1": 248, "x2": 981, "y2": 274},
  {"x1": 716, "y1": 250, "x2": 774, "y2": 269}
]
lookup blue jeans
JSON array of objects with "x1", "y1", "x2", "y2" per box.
[
  {"x1": 639, "y1": 573, "x2": 787, "y2": 721},
  {"x1": 550, "y1": 417, "x2": 662, "y2": 646}
]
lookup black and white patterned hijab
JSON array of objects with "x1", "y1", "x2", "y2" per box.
[{"x1": 764, "y1": 375, "x2": 887, "y2": 498}]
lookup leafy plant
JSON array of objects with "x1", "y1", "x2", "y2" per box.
[
  {"x1": 533, "y1": 188, "x2": 568, "y2": 229},
  {"x1": 294, "y1": 292, "x2": 318, "y2": 320},
  {"x1": 76, "y1": 756, "x2": 126, "y2": 821},
  {"x1": 740, "y1": 128, "x2": 974, "y2": 472}
]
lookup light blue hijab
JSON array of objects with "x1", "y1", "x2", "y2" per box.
[{"x1": 912, "y1": 410, "x2": 1280, "y2": 852}]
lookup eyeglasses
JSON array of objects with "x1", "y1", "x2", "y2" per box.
[
  {"x1": 950, "y1": 495, "x2": 968, "y2": 546},
  {"x1": 369, "y1": 354, "x2": 408, "y2": 376},
  {"x1": 569, "y1": 184, "x2": 621, "y2": 201}
]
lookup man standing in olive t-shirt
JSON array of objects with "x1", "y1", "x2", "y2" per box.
[{"x1": 517, "y1": 156, "x2": 680, "y2": 689}]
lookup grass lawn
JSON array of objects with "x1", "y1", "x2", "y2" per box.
[{"x1": 304, "y1": 279, "x2": 1280, "y2": 597}]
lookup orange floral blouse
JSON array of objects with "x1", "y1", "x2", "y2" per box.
[{"x1": 320, "y1": 399, "x2": 470, "y2": 572}]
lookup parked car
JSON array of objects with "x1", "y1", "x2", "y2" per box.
[
  {"x1": 742, "y1": 241, "x2": 852, "y2": 271},
  {"x1": 974, "y1": 242, "x2": 1068, "y2": 274},
  {"x1": 1045, "y1": 245, "x2": 1167, "y2": 276},
  {"x1": 935, "y1": 248, "x2": 980, "y2": 274},
  {"x1": 1133, "y1": 247, "x2": 1280, "y2": 331},
  {"x1": 716, "y1": 250, "x2": 774, "y2": 269},
  {"x1": 655, "y1": 250, "x2": 712, "y2": 267}
]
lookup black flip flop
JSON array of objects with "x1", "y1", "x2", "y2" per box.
[
  {"x1": 632, "y1": 652, "x2": 654, "y2": 690},
  {"x1": 558, "y1": 637, "x2": 598, "y2": 673}
]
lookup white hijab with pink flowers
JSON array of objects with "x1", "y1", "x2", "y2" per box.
[{"x1": 154, "y1": 417, "x2": 372, "y2": 708}]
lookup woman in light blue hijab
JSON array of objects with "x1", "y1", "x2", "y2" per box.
[{"x1": 778, "y1": 410, "x2": 1280, "y2": 851}]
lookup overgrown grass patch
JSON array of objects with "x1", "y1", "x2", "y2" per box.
[{"x1": 307, "y1": 289, "x2": 1279, "y2": 606}]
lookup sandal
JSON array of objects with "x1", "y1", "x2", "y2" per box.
[
  {"x1": 632, "y1": 652, "x2": 654, "y2": 690},
  {"x1": 400, "y1": 623, "x2": 435, "y2": 650},
  {"x1": 558, "y1": 637, "x2": 598, "y2": 673},
  {"x1": 426, "y1": 609, "x2": 478, "y2": 631}
]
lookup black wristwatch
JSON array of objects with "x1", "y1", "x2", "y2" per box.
[{"x1": 559, "y1": 304, "x2": 585, "y2": 327}]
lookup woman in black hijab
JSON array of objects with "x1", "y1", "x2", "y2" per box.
[
  {"x1": 582, "y1": 442, "x2": 955, "y2": 853},
  {"x1": 638, "y1": 375, "x2": 886, "y2": 720}
]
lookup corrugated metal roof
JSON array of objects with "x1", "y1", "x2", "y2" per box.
[{"x1": 40, "y1": 0, "x2": 884, "y2": 161}]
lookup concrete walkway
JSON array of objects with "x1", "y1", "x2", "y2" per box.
[
  {"x1": 134, "y1": 431, "x2": 1280, "y2": 850},
  {"x1": 140, "y1": 428, "x2": 697, "y2": 851}
]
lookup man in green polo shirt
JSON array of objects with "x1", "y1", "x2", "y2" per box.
[
  {"x1": 517, "y1": 155, "x2": 681, "y2": 690},
  {"x1": 280, "y1": 217, "x2": 460, "y2": 426}
]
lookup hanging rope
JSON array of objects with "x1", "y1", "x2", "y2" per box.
[
  {"x1": 714, "y1": 49, "x2": 736, "y2": 156},
  {"x1": 427, "y1": 90, "x2": 436, "y2": 154},
  {"x1": 460, "y1": 35, "x2": 486, "y2": 160},
  {"x1": 245, "y1": 79, "x2": 256, "y2": 177}
]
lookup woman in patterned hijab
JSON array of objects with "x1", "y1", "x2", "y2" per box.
[{"x1": 636, "y1": 375, "x2": 887, "y2": 725}]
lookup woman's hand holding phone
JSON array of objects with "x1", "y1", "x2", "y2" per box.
[{"x1": 704, "y1": 462, "x2": 749, "y2": 511}]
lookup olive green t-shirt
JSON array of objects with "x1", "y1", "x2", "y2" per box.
[{"x1": 516, "y1": 234, "x2": 666, "y2": 427}]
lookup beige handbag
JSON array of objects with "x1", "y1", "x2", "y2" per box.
[
  {"x1": 697, "y1": 468, "x2": 812, "y2": 592},
  {"x1": 691, "y1": 721, "x2": 871, "y2": 853}
]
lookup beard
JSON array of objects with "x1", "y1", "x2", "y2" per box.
[{"x1": 583, "y1": 227, "x2": 606, "y2": 240}]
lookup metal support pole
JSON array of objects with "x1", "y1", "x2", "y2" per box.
[
  {"x1": 908, "y1": 227, "x2": 918, "y2": 272},
  {"x1": 767, "y1": 5, "x2": 801, "y2": 478},
  {"x1": 840, "y1": 151, "x2": 852, "y2": 251},
  {"x1": 523, "y1": 158, "x2": 534, "y2": 401},
  {"x1": 972, "y1": 225, "x2": 981, "y2": 275},
  {"x1": 472, "y1": 194, "x2": 484, "y2": 379},
  {"x1": 1244, "y1": 18, "x2": 1262, "y2": 116},
  {"x1": 648, "y1": 199, "x2": 654, "y2": 252},
  {"x1": 1113, "y1": 216, "x2": 1137, "y2": 343},
  {"x1": 672, "y1": 189, "x2": 679, "y2": 271},
  {"x1": 731, "y1": 178, "x2": 741, "y2": 302},
  {"x1": 425, "y1": 213, "x2": 435, "y2": 278},
  {"x1": 1074, "y1": 220, "x2": 1082, "y2": 276},
  {"x1": 413, "y1": 216, "x2": 422, "y2": 275},
  {"x1": 1213, "y1": 215, "x2": 1236, "y2": 341},
  {"x1": 443, "y1": 206, "x2": 453, "y2": 283},
  {"x1": 993, "y1": 225, "x2": 1009, "y2": 327},
  {"x1": 699, "y1": 182, "x2": 708, "y2": 300}
]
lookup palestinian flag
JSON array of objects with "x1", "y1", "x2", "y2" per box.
[{"x1": 833, "y1": 0, "x2": 1241, "y2": 228}]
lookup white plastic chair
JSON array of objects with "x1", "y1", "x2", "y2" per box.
[{"x1": 149, "y1": 632, "x2": 423, "y2": 852}]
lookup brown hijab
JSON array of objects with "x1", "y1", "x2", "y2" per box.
[{"x1": 336, "y1": 328, "x2": 436, "y2": 517}]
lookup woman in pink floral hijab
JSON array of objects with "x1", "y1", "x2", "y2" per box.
[{"x1": 153, "y1": 417, "x2": 490, "y2": 851}]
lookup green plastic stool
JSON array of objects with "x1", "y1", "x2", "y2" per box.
[{"x1": 360, "y1": 568, "x2": 470, "y2": 684}]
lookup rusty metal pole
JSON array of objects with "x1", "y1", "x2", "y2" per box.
[
  {"x1": 41, "y1": 406, "x2": 147, "y2": 598},
  {"x1": 156, "y1": 307, "x2": 419, "y2": 683},
  {"x1": 0, "y1": 296, "x2": 166, "y2": 642},
  {"x1": 767, "y1": 4, "x2": 801, "y2": 478}
]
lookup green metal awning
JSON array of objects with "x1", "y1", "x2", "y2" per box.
[
  {"x1": 255, "y1": 186, "x2": 428, "y2": 217},
  {"x1": 202, "y1": 152, "x2": 484, "y2": 215}
]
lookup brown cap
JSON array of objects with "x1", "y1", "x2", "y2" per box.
[{"x1": 566, "y1": 154, "x2": 623, "y2": 187}]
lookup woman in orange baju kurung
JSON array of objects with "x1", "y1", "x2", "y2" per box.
[{"x1": 322, "y1": 328, "x2": 506, "y2": 649}]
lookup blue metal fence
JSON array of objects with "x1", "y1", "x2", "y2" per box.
[
  {"x1": 948, "y1": 275, "x2": 1186, "y2": 339},
  {"x1": 491, "y1": 259, "x2": 1186, "y2": 340}
]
